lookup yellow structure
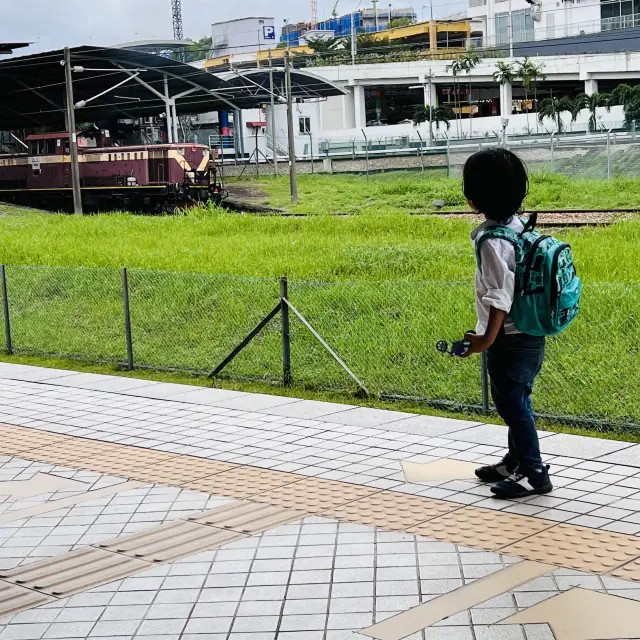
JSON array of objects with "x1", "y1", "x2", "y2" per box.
[{"x1": 204, "y1": 19, "x2": 471, "y2": 70}]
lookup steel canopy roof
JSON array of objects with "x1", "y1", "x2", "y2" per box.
[{"x1": 0, "y1": 45, "x2": 345, "y2": 130}]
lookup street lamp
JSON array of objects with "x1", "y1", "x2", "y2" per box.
[{"x1": 421, "y1": 2, "x2": 433, "y2": 22}]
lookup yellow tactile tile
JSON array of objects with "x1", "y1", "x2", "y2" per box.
[
  {"x1": 129, "y1": 457, "x2": 237, "y2": 485},
  {"x1": 503, "y1": 524, "x2": 640, "y2": 574},
  {"x1": 0, "y1": 424, "x2": 70, "y2": 456},
  {"x1": 187, "y1": 466, "x2": 303, "y2": 499},
  {"x1": 608, "y1": 556, "x2": 640, "y2": 582},
  {"x1": 320, "y1": 491, "x2": 461, "y2": 531},
  {"x1": 252, "y1": 477, "x2": 380, "y2": 514},
  {"x1": 408, "y1": 506, "x2": 556, "y2": 552}
]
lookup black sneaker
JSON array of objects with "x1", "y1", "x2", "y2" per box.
[
  {"x1": 491, "y1": 466, "x2": 553, "y2": 499},
  {"x1": 475, "y1": 460, "x2": 516, "y2": 483}
]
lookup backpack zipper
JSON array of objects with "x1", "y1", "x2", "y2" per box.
[
  {"x1": 549, "y1": 243, "x2": 570, "y2": 318},
  {"x1": 521, "y1": 235, "x2": 550, "y2": 297}
]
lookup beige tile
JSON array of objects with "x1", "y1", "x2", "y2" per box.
[
  {"x1": 502, "y1": 587, "x2": 640, "y2": 639},
  {"x1": 409, "y1": 507, "x2": 555, "y2": 552},
  {"x1": 401, "y1": 460, "x2": 479, "y2": 483},
  {"x1": 360, "y1": 562, "x2": 552, "y2": 640},
  {"x1": 321, "y1": 492, "x2": 461, "y2": 531},
  {"x1": 97, "y1": 519, "x2": 245, "y2": 564},
  {"x1": 0, "y1": 580, "x2": 55, "y2": 616},
  {"x1": 0, "y1": 472, "x2": 88, "y2": 500},
  {"x1": 503, "y1": 524, "x2": 640, "y2": 574},
  {"x1": 187, "y1": 501, "x2": 305, "y2": 535}
]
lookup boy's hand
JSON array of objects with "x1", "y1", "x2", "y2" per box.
[{"x1": 461, "y1": 331, "x2": 492, "y2": 357}]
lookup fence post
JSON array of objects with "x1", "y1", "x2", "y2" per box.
[
  {"x1": 607, "y1": 129, "x2": 612, "y2": 181},
  {"x1": 550, "y1": 133, "x2": 555, "y2": 174},
  {"x1": 121, "y1": 268, "x2": 134, "y2": 371},
  {"x1": 446, "y1": 138, "x2": 451, "y2": 178},
  {"x1": 280, "y1": 276, "x2": 291, "y2": 386},
  {"x1": 481, "y1": 351, "x2": 490, "y2": 414},
  {"x1": 1, "y1": 265, "x2": 12, "y2": 355}
]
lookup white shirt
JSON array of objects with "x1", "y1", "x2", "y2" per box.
[{"x1": 471, "y1": 216, "x2": 523, "y2": 336}]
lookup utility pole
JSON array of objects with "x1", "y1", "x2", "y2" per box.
[
  {"x1": 269, "y1": 66, "x2": 278, "y2": 176},
  {"x1": 351, "y1": 13, "x2": 357, "y2": 65},
  {"x1": 508, "y1": 0, "x2": 514, "y2": 57},
  {"x1": 372, "y1": 0, "x2": 379, "y2": 31},
  {"x1": 63, "y1": 47, "x2": 83, "y2": 215},
  {"x1": 284, "y1": 51, "x2": 298, "y2": 204}
]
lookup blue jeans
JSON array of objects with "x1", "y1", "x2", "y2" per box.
[{"x1": 487, "y1": 330, "x2": 546, "y2": 474}]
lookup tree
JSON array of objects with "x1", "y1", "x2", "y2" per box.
[
  {"x1": 612, "y1": 84, "x2": 640, "y2": 129},
  {"x1": 460, "y1": 49, "x2": 480, "y2": 136},
  {"x1": 538, "y1": 96, "x2": 574, "y2": 133},
  {"x1": 412, "y1": 105, "x2": 451, "y2": 145},
  {"x1": 515, "y1": 57, "x2": 536, "y2": 129},
  {"x1": 527, "y1": 61, "x2": 546, "y2": 132},
  {"x1": 389, "y1": 17, "x2": 412, "y2": 28},
  {"x1": 493, "y1": 61, "x2": 516, "y2": 85},
  {"x1": 304, "y1": 36, "x2": 345, "y2": 62},
  {"x1": 446, "y1": 57, "x2": 465, "y2": 138},
  {"x1": 183, "y1": 36, "x2": 213, "y2": 63},
  {"x1": 571, "y1": 92, "x2": 611, "y2": 132}
]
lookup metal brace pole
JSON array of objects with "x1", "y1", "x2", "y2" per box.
[
  {"x1": 280, "y1": 276, "x2": 292, "y2": 386},
  {"x1": 1, "y1": 265, "x2": 12, "y2": 355},
  {"x1": 283, "y1": 298, "x2": 369, "y2": 396},
  {"x1": 121, "y1": 268, "x2": 134, "y2": 371},
  {"x1": 208, "y1": 304, "x2": 281, "y2": 380}
]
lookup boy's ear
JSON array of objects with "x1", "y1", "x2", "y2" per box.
[{"x1": 467, "y1": 199, "x2": 478, "y2": 212}]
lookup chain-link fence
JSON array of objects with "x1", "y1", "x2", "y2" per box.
[{"x1": 1, "y1": 263, "x2": 639, "y2": 432}]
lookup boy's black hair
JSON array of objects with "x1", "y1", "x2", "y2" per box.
[{"x1": 463, "y1": 148, "x2": 529, "y2": 222}]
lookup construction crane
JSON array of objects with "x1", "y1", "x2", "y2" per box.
[
  {"x1": 310, "y1": 0, "x2": 318, "y2": 26},
  {"x1": 171, "y1": 0, "x2": 184, "y2": 41},
  {"x1": 331, "y1": 0, "x2": 340, "y2": 18}
]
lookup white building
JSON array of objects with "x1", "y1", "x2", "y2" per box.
[
  {"x1": 467, "y1": 0, "x2": 638, "y2": 48},
  {"x1": 211, "y1": 17, "x2": 277, "y2": 58}
]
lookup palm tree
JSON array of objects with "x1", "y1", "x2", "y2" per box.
[
  {"x1": 446, "y1": 57, "x2": 464, "y2": 138},
  {"x1": 612, "y1": 84, "x2": 640, "y2": 129},
  {"x1": 571, "y1": 92, "x2": 611, "y2": 132},
  {"x1": 304, "y1": 36, "x2": 345, "y2": 63},
  {"x1": 528, "y1": 61, "x2": 546, "y2": 133},
  {"x1": 493, "y1": 61, "x2": 516, "y2": 123},
  {"x1": 538, "y1": 96, "x2": 574, "y2": 133},
  {"x1": 412, "y1": 105, "x2": 451, "y2": 145},
  {"x1": 461, "y1": 49, "x2": 481, "y2": 136},
  {"x1": 515, "y1": 57, "x2": 536, "y2": 130}
]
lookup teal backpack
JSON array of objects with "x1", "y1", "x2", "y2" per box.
[{"x1": 475, "y1": 213, "x2": 581, "y2": 336}]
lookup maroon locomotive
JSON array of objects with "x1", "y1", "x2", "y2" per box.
[{"x1": 0, "y1": 131, "x2": 224, "y2": 212}]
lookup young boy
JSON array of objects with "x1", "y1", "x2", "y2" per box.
[{"x1": 462, "y1": 148, "x2": 552, "y2": 499}]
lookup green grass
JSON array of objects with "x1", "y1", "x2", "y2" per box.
[{"x1": 2, "y1": 172, "x2": 640, "y2": 434}]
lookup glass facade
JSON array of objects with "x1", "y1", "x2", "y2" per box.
[
  {"x1": 601, "y1": 0, "x2": 640, "y2": 29},
  {"x1": 495, "y1": 9, "x2": 534, "y2": 45}
]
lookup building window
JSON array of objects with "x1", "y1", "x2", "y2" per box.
[
  {"x1": 469, "y1": 0, "x2": 486, "y2": 6},
  {"x1": 602, "y1": 0, "x2": 640, "y2": 30},
  {"x1": 299, "y1": 117, "x2": 311, "y2": 134},
  {"x1": 495, "y1": 9, "x2": 534, "y2": 45}
]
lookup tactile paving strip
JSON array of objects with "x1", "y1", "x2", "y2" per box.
[
  {"x1": 609, "y1": 557, "x2": 640, "y2": 582},
  {"x1": 188, "y1": 466, "x2": 303, "y2": 499},
  {"x1": 320, "y1": 492, "x2": 462, "y2": 531},
  {"x1": 129, "y1": 457, "x2": 236, "y2": 485},
  {"x1": 408, "y1": 506, "x2": 556, "y2": 552},
  {"x1": 504, "y1": 524, "x2": 640, "y2": 574},
  {"x1": 98, "y1": 519, "x2": 245, "y2": 564},
  {"x1": 188, "y1": 501, "x2": 306, "y2": 534},
  {"x1": 0, "y1": 424, "x2": 70, "y2": 456},
  {"x1": 252, "y1": 477, "x2": 380, "y2": 514},
  {"x1": 0, "y1": 580, "x2": 55, "y2": 617},
  {"x1": 0, "y1": 547, "x2": 151, "y2": 598}
]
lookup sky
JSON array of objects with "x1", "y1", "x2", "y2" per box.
[{"x1": 1, "y1": 0, "x2": 463, "y2": 56}]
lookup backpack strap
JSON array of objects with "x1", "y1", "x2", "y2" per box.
[{"x1": 475, "y1": 226, "x2": 520, "y2": 271}]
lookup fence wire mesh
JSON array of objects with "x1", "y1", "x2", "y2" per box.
[
  {"x1": 3, "y1": 265, "x2": 125, "y2": 363},
  {"x1": 2, "y1": 264, "x2": 640, "y2": 432}
]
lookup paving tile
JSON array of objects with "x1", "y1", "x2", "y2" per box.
[
  {"x1": 409, "y1": 507, "x2": 555, "y2": 552},
  {"x1": 504, "y1": 523, "x2": 640, "y2": 573},
  {"x1": 540, "y1": 434, "x2": 635, "y2": 459},
  {"x1": 597, "y1": 444, "x2": 640, "y2": 467}
]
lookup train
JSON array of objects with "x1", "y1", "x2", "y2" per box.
[{"x1": 0, "y1": 130, "x2": 225, "y2": 213}]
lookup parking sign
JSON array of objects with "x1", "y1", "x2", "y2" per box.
[{"x1": 263, "y1": 25, "x2": 275, "y2": 40}]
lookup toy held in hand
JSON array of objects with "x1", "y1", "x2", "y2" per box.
[{"x1": 436, "y1": 332, "x2": 474, "y2": 357}]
